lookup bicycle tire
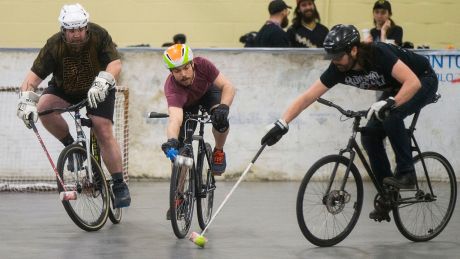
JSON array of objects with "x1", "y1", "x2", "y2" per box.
[
  {"x1": 170, "y1": 155, "x2": 195, "y2": 238},
  {"x1": 197, "y1": 142, "x2": 215, "y2": 230},
  {"x1": 108, "y1": 179, "x2": 123, "y2": 224},
  {"x1": 56, "y1": 144, "x2": 110, "y2": 231},
  {"x1": 393, "y1": 152, "x2": 457, "y2": 242},
  {"x1": 296, "y1": 155, "x2": 363, "y2": 247}
]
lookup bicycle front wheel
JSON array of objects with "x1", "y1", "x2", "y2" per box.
[
  {"x1": 108, "y1": 179, "x2": 123, "y2": 224},
  {"x1": 393, "y1": 152, "x2": 457, "y2": 242},
  {"x1": 296, "y1": 155, "x2": 363, "y2": 247},
  {"x1": 170, "y1": 157, "x2": 195, "y2": 238},
  {"x1": 57, "y1": 144, "x2": 110, "y2": 231},
  {"x1": 197, "y1": 142, "x2": 215, "y2": 230}
]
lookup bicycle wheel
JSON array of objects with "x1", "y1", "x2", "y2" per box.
[
  {"x1": 107, "y1": 178, "x2": 123, "y2": 224},
  {"x1": 57, "y1": 144, "x2": 110, "y2": 231},
  {"x1": 197, "y1": 142, "x2": 215, "y2": 230},
  {"x1": 296, "y1": 155, "x2": 363, "y2": 247},
  {"x1": 393, "y1": 152, "x2": 457, "y2": 242},
  {"x1": 170, "y1": 155, "x2": 195, "y2": 238}
]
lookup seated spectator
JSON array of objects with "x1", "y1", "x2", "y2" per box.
[
  {"x1": 287, "y1": 0, "x2": 328, "y2": 48},
  {"x1": 162, "y1": 33, "x2": 187, "y2": 47},
  {"x1": 173, "y1": 33, "x2": 186, "y2": 44},
  {"x1": 253, "y1": 0, "x2": 291, "y2": 47},
  {"x1": 365, "y1": 0, "x2": 403, "y2": 46}
]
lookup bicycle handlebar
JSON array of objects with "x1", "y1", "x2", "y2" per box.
[
  {"x1": 38, "y1": 99, "x2": 88, "y2": 116},
  {"x1": 316, "y1": 98, "x2": 367, "y2": 118},
  {"x1": 148, "y1": 112, "x2": 169, "y2": 118},
  {"x1": 148, "y1": 111, "x2": 211, "y2": 122}
]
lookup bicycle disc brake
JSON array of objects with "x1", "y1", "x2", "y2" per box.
[{"x1": 325, "y1": 190, "x2": 349, "y2": 214}]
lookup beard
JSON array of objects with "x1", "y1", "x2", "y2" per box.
[
  {"x1": 281, "y1": 16, "x2": 289, "y2": 28},
  {"x1": 301, "y1": 10, "x2": 316, "y2": 23}
]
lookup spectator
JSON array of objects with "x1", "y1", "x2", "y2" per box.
[
  {"x1": 173, "y1": 33, "x2": 186, "y2": 44},
  {"x1": 365, "y1": 0, "x2": 403, "y2": 46},
  {"x1": 253, "y1": 0, "x2": 291, "y2": 47},
  {"x1": 162, "y1": 33, "x2": 187, "y2": 47},
  {"x1": 287, "y1": 0, "x2": 329, "y2": 48}
]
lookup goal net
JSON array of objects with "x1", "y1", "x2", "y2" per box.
[{"x1": 0, "y1": 86, "x2": 129, "y2": 192}]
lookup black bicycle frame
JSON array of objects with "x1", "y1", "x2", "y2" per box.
[
  {"x1": 326, "y1": 109, "x2": 435, "y2": 203},
  {"x1": 181, "y1": 109, "x2": 212, "y2": 197}
]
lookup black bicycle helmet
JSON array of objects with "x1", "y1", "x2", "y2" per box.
[{"x1": 323, "y1": 24, "x2": 360, "y2": 59}]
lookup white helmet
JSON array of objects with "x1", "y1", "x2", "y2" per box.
[{"x1": 58, "y1": 3, "x2": 89, "y2": 29}]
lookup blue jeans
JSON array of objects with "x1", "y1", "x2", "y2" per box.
[{"x1": 361, "y1": 72, "x2": 438, "y2": 185}]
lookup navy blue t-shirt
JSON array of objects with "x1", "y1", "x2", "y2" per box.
[{"x1": 320, "y1": 42, "x2": 432, "y2": 92}]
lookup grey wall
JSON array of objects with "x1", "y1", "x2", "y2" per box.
[{"x1": 1, "y1": 48, "x2": 458, "y2": 180}]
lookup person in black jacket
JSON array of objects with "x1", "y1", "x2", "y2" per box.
[{"x1": 253, "y1": 0, "x2": 291, "y2": 47}]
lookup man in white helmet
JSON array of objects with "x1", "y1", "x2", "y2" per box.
[{"x1": 17, "y1": 3, "x2": 131, "y2": 208}]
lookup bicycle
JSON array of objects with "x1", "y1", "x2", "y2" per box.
[
  {"x1": 296, "y1": 95, "x2": 457, "y2": 247},
  {"x1": 149, "y1": 107, "x2": 216, "y2": 238},
  {"x1": 35, "y1": 99, "x2": 122, "y2": 231}
]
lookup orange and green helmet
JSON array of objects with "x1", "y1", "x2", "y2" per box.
[{"x1": 162, "y1": 44, "x2": 194, "y2": 69}]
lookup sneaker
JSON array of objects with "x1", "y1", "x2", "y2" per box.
[
  {"x1": 112, "y1": 181, "x2": 131, "y2": 208},
  {"x1": 369, "y1": 209, "x2": 391, "y2": 222},
  {"x1": 211, "y1": 148, "x2": 226, "y2": 175},
  {"x1": 383, "y1": 171, "x2": 416, "y2": 189}
]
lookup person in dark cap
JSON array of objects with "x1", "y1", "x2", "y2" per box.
[
  {"x1": 366, "y1": 0, "x2": 403, "y2": 46},
  {"x1": 253, "y1": 0, "x2": 291, "y2": 47},
  {"x1": 287, "y1": 0, "x2": 329, "y2": 48}
]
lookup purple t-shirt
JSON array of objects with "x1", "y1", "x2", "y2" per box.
[{"x1": 164, "y1": 57, "x2": 220, "y2": 108}]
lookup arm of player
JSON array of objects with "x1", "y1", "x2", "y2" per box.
[
  {"x1": 213, "y1": 72, "x2": 236, "y2": 107},
  {"x1": 391, "y1": 60, "x2": 421, "y2": 107}
]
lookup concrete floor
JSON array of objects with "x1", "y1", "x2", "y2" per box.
[{"x1": 1, "y1": 181, "x2": 459, "y2": 259}]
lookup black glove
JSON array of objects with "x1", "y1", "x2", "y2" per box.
[
  {"x1": 211, "y1": 104, "x2": 230, "y2": 133},
  {"x1": 161, "y1": 138, "x2": 180, "y2": 158},
  {"x1": 261, "y1": 119, "x2": 289, "y2": 146},
  {"x1": 366, "y1": 97, "x2": 396, "y2": 121}
]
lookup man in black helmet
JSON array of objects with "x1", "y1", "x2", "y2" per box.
[{"x1": 260, "y1": 24, "x2": 438, "y2": 222}]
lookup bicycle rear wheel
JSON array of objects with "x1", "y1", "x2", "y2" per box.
[
  {"x1": 170, "y1": 155, "x2": 195, "y2": 238},
  {"x1": 296, "y1": 155, "x2": 363, "y2": 247},
  {"x1": 197, "y1": 142, "x2": 215, "y2": 230},
  {"x1": 57, "y1": 144, "x2": 110, "y2": 231},
  {"x1": 393, "y1": 152, "x2": 457, "y2": 242}
]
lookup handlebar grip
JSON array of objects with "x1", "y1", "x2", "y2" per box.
[
  {"x1": 317, "y1": 98, "x2": 333, "y2": 106},
  {"x1": 148, "y1": 112, "x2": 169, "y2": 118}
]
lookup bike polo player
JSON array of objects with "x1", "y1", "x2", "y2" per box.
[
  {"x1": 261, "y1": 24, "x2": 438, "y2": 221},
  {"x1": 16, "y1": 3, "x2": 131, "y2": 208},
  {"x1": 160, "y1": 44, "x2": 236, "y2": 175}
]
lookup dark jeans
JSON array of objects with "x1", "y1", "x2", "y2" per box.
[{"x1": 361, "y1": 72, "x2": 438, "y2": 185}]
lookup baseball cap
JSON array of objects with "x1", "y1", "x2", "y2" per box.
[
  {"x1": 373, "y1": 0, "x2": 392, "y2": 15},
  {"x1": 268, "y1": 0, "x2": 292, "y2": 15}
]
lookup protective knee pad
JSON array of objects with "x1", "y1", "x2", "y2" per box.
[{"x1": 212, "y1": 119, "x2": 229, "y2": 133}]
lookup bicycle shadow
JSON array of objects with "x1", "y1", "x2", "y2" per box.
[{"x1": 297, "y1": 241, "x2": 460, "y2": 259}]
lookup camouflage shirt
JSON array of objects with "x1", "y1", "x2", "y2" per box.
[{"x1": 31, "y1": 22, "x2": 120, "y2": 99}]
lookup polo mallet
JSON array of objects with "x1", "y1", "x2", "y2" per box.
[
  {"x1": 189, "y1": 143, "x2": 267, "y2": 248},
  {"x1": 29, "y1": 118, "x2": 77, "y2": 201}
]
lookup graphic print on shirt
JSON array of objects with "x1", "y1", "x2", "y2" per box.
[
  {"x1": 62, "y1": 51, "x2": 95, "y2": 95},
  {"x1": 344, "y1": 71, "x2": 386, "y2": 90}
]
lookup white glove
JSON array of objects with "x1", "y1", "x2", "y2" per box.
[
  {"x1": 17, "y1": 91, "x2": 40, "y2": 129},
  {"x1": 87, "y1": 71, "x2": 116, "y2": 109},
  {"x1": 366, "y1": 97, "x2": 396, "y2": 121}
]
